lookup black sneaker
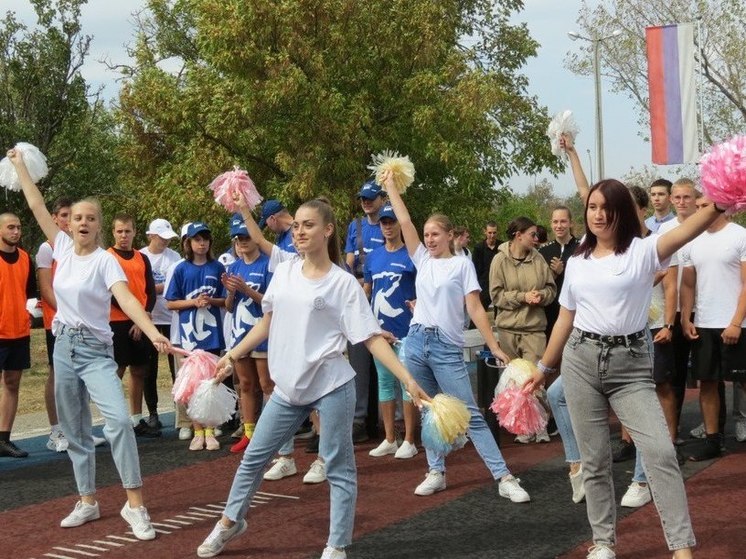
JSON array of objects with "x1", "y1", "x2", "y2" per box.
[
  {"x1": 305, "y1": 433, "x2": 320, "y2": 453},
  {"x1": 612, "y1": 440, "x2": 635, "y2": 463},
  {"x1": 147, "y1": 414, "x2": 163, "y2": 430},
  {"x1": 687, "y1": 436, "x2": 722, "y2": 462},
  {"x1": 134, "y1": 419, "x2": 161, "y2": 438},
  {"x1": 0, "y1": 439, "x2": 29, "y2": 458},
  {"x1": 352, "y1": 422, "x2": 369, "y2": 444}
]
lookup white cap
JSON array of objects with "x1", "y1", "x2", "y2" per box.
[
  {"x1": 180, "y1": 222, "x2": 193, "y2": 239},
  {"x1": 146, "y1": 218, "x2": 178, "y2": 240}
]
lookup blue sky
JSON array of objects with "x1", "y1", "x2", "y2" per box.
[{"x1": 5, "y1": 0, "x2": 660, "y2": 196}]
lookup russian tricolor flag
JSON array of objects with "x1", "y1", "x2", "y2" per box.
[{"x1": 646, "y1": 23, "x2": 698, "y2": 165}]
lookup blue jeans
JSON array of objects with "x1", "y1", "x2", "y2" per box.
[
  {"x1": 562, "y1": 328, "x2": 695, "y2": 550},
  {"x1": 404, "y1": 324, "x2": 510, "y2": 479},
  {"x1": 547, "y1": 375, "x2": 581, "y2": 463},
  {"x1": 633, "y1": 449, "x2": 646, "y2": 483},
  {"x1": 54, "y1": 326, "x2": 142, "y2": 495},
  {"x1": 223, "y1": 380, "x2": 357, "y2": 548}
]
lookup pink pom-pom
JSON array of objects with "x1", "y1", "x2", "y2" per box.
[
  {"x1": 172, "y1": 350, "x2": 219, "y2": 405},
  {"x1": 490, "y1": 387, "x2": 548, "y2": 436},
  {"x1": 209, "y1": 166, "x2": 263, "y2": 212},
  {"x1": 699, "y1": 135, "x2": 746, "y2": 214}
]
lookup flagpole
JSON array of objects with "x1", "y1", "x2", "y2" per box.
[{"x1": 696, "y1": 16, "x2": 705, "y2": 154}]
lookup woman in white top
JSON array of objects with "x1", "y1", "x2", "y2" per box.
[
  {"x1": 196, "y1": 198, "x2": 427, "y2": 559},
  {"x1": 526, "y1": 179, "x2": 730, "y2": 559},
  {"x1": 8, "y1": 148, "x2": 170, "y2": 540},
  {"x1": 383, "y1": 171, "x2": 530, "y2": 503}
]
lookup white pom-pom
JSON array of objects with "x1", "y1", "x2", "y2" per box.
[
  {"x1": 546, "y1": 110, "x2": 580, "y2": 160},
  {"x1": 0, "y1": 143, "x2": 49, "y2": 191},
  {"x1": 367, "y1": 151, "x2": 415, "y2": 194},
  {"x1": 187, "y1": 380, "x2": 238, "y2": 427}
]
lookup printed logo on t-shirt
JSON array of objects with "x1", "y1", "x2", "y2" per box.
[
  {"x1": 371, "y1": 271, "x2": 405, "y2": 324},
  {"x1": 313, "y1": 296, "x2": 326, "y2": 310},
  {"x1": 180, "y1": 285, "x2": 219, "y2": 351}
]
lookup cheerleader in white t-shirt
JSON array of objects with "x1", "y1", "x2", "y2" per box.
[
  {"x1": 9, "y1": 148, "x2": 170, "y2": 541},
  {"x1": 526, "y1": 179, "x2": 729, "y2": 559},
  {"x1": 196, "y1": 197, "x2": 427, "y2": 559},
  {"x1": 383, "y1": 171, "x2": 531, "y2": 503}
]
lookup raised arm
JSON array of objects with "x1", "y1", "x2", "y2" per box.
[
  {"x1": 561, "y1": 134, "x2": 590, "y2": 204},
  {"x1": 381, "y1": 170, "x2": 421, "y2": 257},
  {"x1": 656, "y1": 203, "x2": 724, "y2": 261},
  {"x1": 232, "y1": 191, "x2": 275, "y2": 256},
  {"x1": 7, "y1": 149, "x2": 59, "y2": 244}
]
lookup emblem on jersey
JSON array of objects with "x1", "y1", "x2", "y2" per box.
[{"x1": 313, "y1": 296, "x2": 326, "y2": 310}]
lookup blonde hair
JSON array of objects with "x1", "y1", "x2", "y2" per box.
[
  {"x1": 72, "y1": 197, "x2": 105, "y2": 247},
  {"x1": 425, "y1": 213, "x2": 455, "y2": 254}
]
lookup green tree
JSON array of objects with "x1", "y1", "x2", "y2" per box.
[
  {"x1": 0, "y1": 0, "x2": 121, "y2": 249},
  {"x1": 116, "y1": 0, "x2": 560, "y2": 235},
  {"x1": 567, "y1": 0, "x2": 745, "y2": 145}
]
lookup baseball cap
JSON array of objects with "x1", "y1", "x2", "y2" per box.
[
  {"x1": 229, "y1": 214, "x2": 249, "y2": 238},
  {"x1": 146, "y1": 218, "x2": 178, "y2": 240},
  {"x1": 258, "y1": 200, "x2": 285, "y2": 229},
  {"x1": 180, "y1": 222, "x2": 193, "y2": 239},
  {"x1": 357, "y1": 180, "x2": 383, "y2": 200},
  {"x1": 378, "y1": 204, "x2": 397, "y2": 221},
  {"x1": 186, "y1": 222, "x2": 210, "y2": 238}
]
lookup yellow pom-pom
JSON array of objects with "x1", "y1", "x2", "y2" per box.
[
  {"x1": 423, "y1": 393, "x2": 470, "y2": 443},
  {"x1": 367, "y1": 150, "x2": 415, "y2": 194}
]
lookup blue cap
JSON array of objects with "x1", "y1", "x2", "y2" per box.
[
  {"x1": 186, "y1": 222, "x2": 210, "y2": 238},
  {"x1": 258, "y1": 200, "x2": 285, "y2": 229},
  {"x1": 378, "y1": 204, "x2": 397, "y2": 221},
  {"x1": 357, "y1": 180, "x2": 384, "y2": 200},
  {"x1": 229, "y1": 214, "x2": 249, "y2": 238}
]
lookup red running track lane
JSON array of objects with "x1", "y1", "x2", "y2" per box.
[{"x1": 7, "y1": 439, "x2": 561, "y2": 559}]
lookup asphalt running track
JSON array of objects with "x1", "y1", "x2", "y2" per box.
[{"x1": 1, "y1": 390, "x2": 744, "y2": 559}]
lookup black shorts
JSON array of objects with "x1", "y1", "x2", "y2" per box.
[
  {"x1": 651, "y1": 328, "x2": 675, "y2": 384},
  {"x1": 111, "y1": 320, "x2": 151, "y2": 367},
  {"x1": 0, "y1": 337, "x2": 31, "y2": 371},
  {"x1": 45, "y1": 329, "x2": 56, "y2": 366},
  {"x1": 690, "y1": 327, "x2": 746, "y2": 381}
]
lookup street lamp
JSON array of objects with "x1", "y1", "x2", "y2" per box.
[{"x1": 567, "y1": 29, "x2": 622, "y2": 181}]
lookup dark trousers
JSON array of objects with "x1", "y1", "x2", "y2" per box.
[{"x1": 143, "y1": 324, "x2": 175, "y2": 416}]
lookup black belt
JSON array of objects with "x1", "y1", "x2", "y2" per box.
[{"x1": 576, "y1": 328, "x2": 646, "y2": 346}]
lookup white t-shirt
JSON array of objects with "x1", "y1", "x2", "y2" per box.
[
  {"x1": 140, "y1": 246, "x2": 181, "y2": 325},
  {"x1": 680, "y1": 222, "x2": 746, "y2": 328},
  {"x1": 658, "y1": 217, "x2": 689, "y2": 312},
  {"x1": 410, "y1": 244, "x2": 481, "y2": 347},
  {"x1": 262, "y1": 254, "x2": 381, "y2": 406},
  {"x1": 560, "y1": 235, "x2": 668, "y2": 336},
  {"x1": 51, "y1": 231, "x2": 127, "y2": 344},
  {"x1": 36, "y1": 241, "x2": 53, "y2": 269}
]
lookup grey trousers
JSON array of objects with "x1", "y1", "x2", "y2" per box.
[{"x1": 562, "y1": 328, "x2": 695, "y2": 551}]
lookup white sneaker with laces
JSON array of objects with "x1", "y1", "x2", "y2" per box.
[
  {"x1": 535, "y1": 429, "x2": 551, "y2": 443},
  {"x1": 263, "y1": 457, "x2": 297, "y2": 481},
  {"x1": 414, "y1": 470, "x2": 446, "y2": 496},
  {"x1": 736, "y1": 422, "x2": 746, "y2": 443},
  {"x1": 60, "y1": 500, "x2": 100, "y2": 527},
  {"x1": 369, "y1": 439, "x2": 398, "y2": 457},
  {"x1": 120, "y1": 502, "x2": 156, "y2": 540},
  {"x1": 394, "y1": 441, "x2": 418, "y2": 459},
  {"x1": 514, "y1": 434, "x2": 535, "y2": 444},
  {"x1": 620, "y1": 481, "x2": 651, "y2": 508},
  {"x1": 587, "y1": 544, "x2": 616, "y2": 558},
  {"x1": 303, "y1": 459, "x2": 327, "y2": 484},
  {"x1": 498, "y1": 475, "x2": 530, "y2": 503},
  {"x1": 320, "y1": 546, "x2": 347, "y2": 559},
  {"x1": 178, "y1": 427, "x2": 193, "y2": 440},
  {"x1": 569, "y1": 465, "x2": 585, "y2": 504},
  {"x1": 689, "y1": 423, "x2": 705, "y2": 439},
  {"x1": 47, "y1": 431, "x2": 69, "y2": 452},
  {"x1": 197, "y1": 519, "x2": 247, "y2": 558}
]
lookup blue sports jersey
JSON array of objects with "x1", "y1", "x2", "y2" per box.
[
  {"x1": 363, "y1": 245, "x2": 416, "y2": 339},
  {"x1": 345, "y1": 217, "x2": 384, "y2": 275},
  {"x1": 276, "y1": 228, "x2": 296, "y2": 254},
  {"x1": 165, "y1": 259, "x2": 226, "y2": 351},
  {"x1": 227, "y1": 254, "x2": 272, "y2": 351}
]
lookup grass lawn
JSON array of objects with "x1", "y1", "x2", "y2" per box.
[{"x1": 15, "y1": 329, "x2": 173, "y2": 416}]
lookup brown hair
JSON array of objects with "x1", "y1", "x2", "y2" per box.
[
  {"x1": 297, "y1": 197, "x2": 342, "y2": 267},
  {"x1": 184, "y1": 230, "x2": 215, "y2": 262},
  {"x1": 576, "y1": 180, "x2": 641, "y2": 258}
]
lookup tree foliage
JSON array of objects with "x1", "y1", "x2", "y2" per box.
[
  {"x1": 116, "y1": 0, "x2": 560, "y2": 234},
  {"x1": 0, "y1": 0, "x2": 121, "y2": 249},
  {"x1": 567, "y1": 0, "x2": 745, "y2": 146}
]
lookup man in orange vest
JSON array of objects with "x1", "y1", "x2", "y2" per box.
[
  {"x1": 108, "y1": 214, "x2": 157, "y2": 437},
  {"x1": 0, "y1": 212, "x2": 37, "y2": 458}
]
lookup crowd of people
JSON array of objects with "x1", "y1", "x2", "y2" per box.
[{"x1": 1, "y1": 136, "x2": 745, "y2": 559}]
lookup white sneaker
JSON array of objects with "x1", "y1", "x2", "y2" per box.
[
  {"x1": 320, "y1": 546, "x2": 347, "y2": 559},
  {"x1": 179, "y1": 427, "x2": 193, "y2": 440},
  {"x1": 369, "y1": 439, "x2": 398, "y2": 457},
  {"x1": 514, "y1": 434, "x2": 535, "y2": 444},
  {"x1": 498, "y1": 475, "x2": 530, "y2": 503},
  {"x1": 303, "y1": 459, "x2": 327, "y2": 484},
  {"x1": 197, "y1": 519, "x2": 247, "y2": 558},
  {"x1": 92, "y1": 435, "x2": 106, "y2": 447},
  {"x1": 736, "y1": 422, "x2": 746, "y2": 443},
  {"x1": 569, "y1": 465, "x2": 585, "y2": 504},
  {"x1": 47, "y1": 431, "x2": 69, "y2": 452},
  {"x1": 60, "y1": 500, "x2": 100, "y2": 528},
  {"x1": 263, "y1": 457, "x2": 297, "y2": 481},
  {"x1": 587, "y1": 544, "x2": 616, "y2": 558},
  {"x1": 414, "y1": 470, "x2": 446, "y2": 496},
  {"x1": 120, "y1": 502, "x2": 156, "y2": 540},
  {"x1": 535, "y1": 429, "x2": 551, "y2": 443},
  {"x1": 689, "y1": 423, "x2": 705, "y2": 439},
  {"x1": 620, "y1": 481, "x2": 651, "y2": 508},
  {"x1": 394, "y1": 441, "x2": 418, "y2": 459}
]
